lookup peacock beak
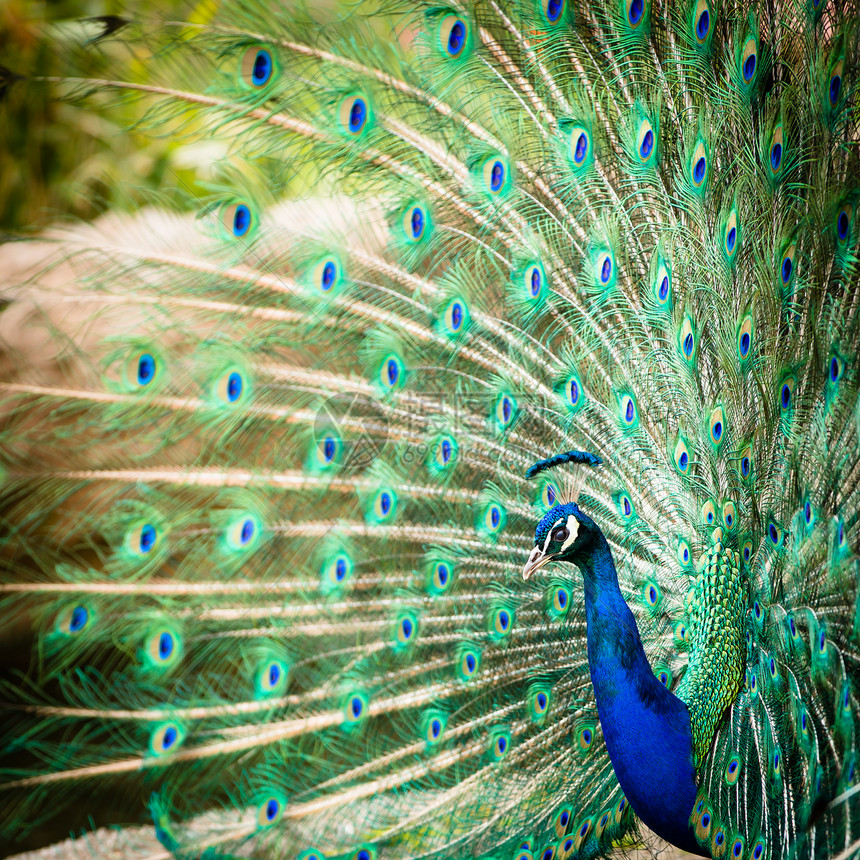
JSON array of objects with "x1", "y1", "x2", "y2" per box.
[{"x1": 522, "y1": 546, "x2": 553, "y2": 580}]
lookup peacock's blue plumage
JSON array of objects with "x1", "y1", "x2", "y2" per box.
[{"x1": 0, "y1": 0, "x2": 859, "y2": 858}]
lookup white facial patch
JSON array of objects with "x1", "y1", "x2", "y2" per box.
[
  {"x1": 560, "y1": 514, "x2": 579, "y2": 552},
  {"x1": 541, "y1": 515, "x2": 580, "y2": 553}
]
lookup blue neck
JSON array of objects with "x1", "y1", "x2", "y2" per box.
[{"x1": 578, "y1": 531, "x2": 703, "y2": 855}]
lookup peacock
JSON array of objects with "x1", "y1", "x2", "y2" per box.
[{"x1": 1, "y1": 0, "x2": 859, "y2": 858}]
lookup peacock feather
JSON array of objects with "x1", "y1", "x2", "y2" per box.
[{"x1": 0, "y1": 0, "x2": 859, "y2": 858}]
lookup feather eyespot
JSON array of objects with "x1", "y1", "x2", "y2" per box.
[
  {"x1": 226, "y1": 514, "x2": 259, "y2": 550},
  {"x1": 653, "y1": 261, "x2": 671, "y2": 306},
  {"x1": 144, "y1": 628, "x2": 181, "y2": 668},
  {"x1": 344, "y1": 693, "x2": 369, "y2": 726},
  {"x1": 836, "y1": 517, "x2": 847, "y2": 550},
  {"x1": 677, "y1": 540, "x2": 691, "y2": 566},
  {"x1": 150, "y1": 722, "x2": 184, "y2": 756},
  {"x1": 767, "y1": 521, "x2": 783, "y2": 547},
  {"x1": 836, "y1": 203, "x2": 853, "y2": 246},
  {"x1": 439, "y1": 14, "x2": 469, "y2": 57},
  {"x1": 573, "y1": 819, "x2": 592, "y2": 850},
  {"x1": 674, "y1": 438, "x2": 690, "y2": 474},
  {"x1": 643, "y1": 581, "x2": 661, "y2": 607},
  {"x1": 620, "y1": 394, "x2": 637, "y2": 427},
  {"x1": 538, "y1": 481, "x2": 558, "y2": 509},
  {"x1": 371, "y1": 489, "x2": 397, "y2": 522},
  {"x1": 322, "y1": 552, "x2": 352, "y2": 591},
  {"x1": 563, "y1": 373, "x2": 583, "y2": 411},
  {"x1": 545, "y1": 0, "x2": 566, "y2": 24},
  {"x1": 722, "y1": 206, "x2": 740, "y2": 263},
  {"x1": 548, "y1": 584, "x2": 571, "y2": 617},
  {"x1": 596, "y1": 252, "x2": 614, "y2": 285},
  {"x1": 701, "y1": 500, "x2": 717, "y2": 525},
  {"x1": 488, "y1": 730, "x2": 511, "y2": 760},
  {"x1": 679, "y1": 317, "x2": 695, "y2": 361},
  {"x1": 779, "y1": 376, "x2": 796, "y2": 412},
  {"x1": 803, "y1": 498, "x2": 813, "y2": 527},
  {"x1": 257, "y1": 796, "x2": 283, "y2": 828},
  {"x1": 213, "y1": 367, "x2": 247, "y2": 405},
  {"x1": 693, "y1": 0, "x2": 711, "y2": 42},
  {"x1": 313, "y1": 257, "x2": 341, "y2": 293},
  {"x1": 339, "y1": 94, "x2": 370, "y2": 135},
  {"x1": 136, "y1": 353, "x2": 156, "y2": 386},
  {"x1": 569, "y1": 128, "x2": 591, "y2": 167},
  {"x1": 257, "y1": 659, "x2": 288, "y2": 696},
  {"x1": 403, "y1": 204, "x2": 428, "y2": 242},
  {"x1": 525, "y1": 264, "x2": 545, "y2": 299},
  {"x1": 241, "y1": 47, "x2": 275, "y2": 89},
  {"x1": 828, "y1": 60, "x2": 844, "y2": 107},
  {"x1": 315, "y1": 433, "x2": 341, "y2": 470},
  {"x1": 58, "y1": 604, "x2": 91, "y2": 635},
  {"x1": 722, "y1": 500, "x2": 736, "y2": 529},
  {"x1": 595, "y1": 811, "x2": 610, "y2": 838},
  {"x1": 732, "y1": 838, "x2": 745, "y2": 858},
  {"x1": 709, "y1": 406, "x2": 725, "y2": 446},
  {"x1": 394, "y1": 613, "x2": 419, "y2": 647},
  {"x1": 443, "y1": 298, "x2": 469, "y2": 334},
  {"x1": 740, "y1": 37, "x2": 757, "y2": 83},
  {"x1": 495, "y1": 392, "x2": 517, "y2": 429},
  {"x1": 627, "y1": 0, "x2": 645, "y2": 27},
  {"x1": 423, "y1": 712, "x2": 446, "y2": 745},
  {"x1": 428, "y1": 559, "x2": 453, "y2": 593},
  {"x1": 431, "y1": 435, "x2": 457, "y2": 470},
  {"x1": 618, "y1": 493, "x2": 634, "y2": 519},
  {"x1": 125, "y1": 521, "x2": 160, "y2": 556},
  {"x1": 768, "y1": 124, "x2": 784, "y2": 177},
  {"x1": 751, "y1": 841, "x2": 765, "y2": 860},
  {"x1": 829, "y1": 354, "x2": 845, "y2": 384},
  {"x1": 529, "y1": 687, "x2": 551, "y2": 721},
  {"x1": 482, "y1": 157, "x2": 509, "y2": 194},
  {"x1": 457, "y1": 647, "x2": 481, "y2": 680},
  {"x1": 690, "y1": 139, "x2": 708, "y2": 189},
  {"x1": 738, "y1": 315, "x2": 753, "y2": 360},
  {"x1": 378, "y1": 355, "x2": 404, "y2": 390},
  {"x1": 490, "y1": 607, "x2": 513, "y2": 638},
  {"x1": 221, "y1": 202, "x2": 254, "y2": 238},
  {"x1": 576, "y1": 726, "x2": 594, "y2": 752},
  {"x1": 694, "y1": 806, "x2": 712, "y2": 840},
  {"x1": 725, "y1": 755, "x2": 741, "y2": 785},
  {"x1": 554, "y1": 806, "x2": 572, "y2": 837},
  {"x1": 740, "y1": 449, "x2": 752, "y2": 480},
  {"x1": 482, "y1": 503, "x2": 506, "y2": 534},
  {"x1": 636, "y1": 117, "x2": 655, "y2": 162}
]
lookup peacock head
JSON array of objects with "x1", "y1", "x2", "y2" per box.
[{"x1": 522, "y1": 501, "x2": 599, "y2": 579}]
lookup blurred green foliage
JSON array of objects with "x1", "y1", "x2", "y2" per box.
[
  {"x1": 0, "y1": 0, "x2": 404, "y2": 233},
  {"x1": 0, "y1": 0, "x2": 215, "y2": 232}
]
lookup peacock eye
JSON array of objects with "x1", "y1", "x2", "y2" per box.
[{"x1": 552, "y1": 527, "x2": 570, "y2": 544}]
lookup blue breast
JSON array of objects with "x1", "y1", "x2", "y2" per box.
[{"x1": 585, "y1": 589, "x2": 705, "y2": 856}]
